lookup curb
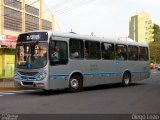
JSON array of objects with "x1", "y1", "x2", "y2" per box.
[
  {"x1": 0, "y1": 78, "x2": 36, "y2": 91},
  {"x1": 0, "y1": 78, "x2": 13, "y2": 82},
  {"x1": 0, "y1": 87, "x2": 35, "y2": 90}
]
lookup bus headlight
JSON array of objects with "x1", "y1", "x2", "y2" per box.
[{"x1": 37, "y1": 71, "x2": 47, "y2": 81}]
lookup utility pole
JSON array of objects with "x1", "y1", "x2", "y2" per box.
[
  {"x1": 1, "y1": 0, "x2": 4, "y2": 34},
  {"x1": 39, "y1": 0, "x2": 42, "y2": 31},
  {"x1": 22, "y1": 0, "x2": 26, "y2": 32}
]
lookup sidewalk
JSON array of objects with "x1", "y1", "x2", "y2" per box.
[{"x1": 0, "y1": 78, "x2": 32, "y2": 90}]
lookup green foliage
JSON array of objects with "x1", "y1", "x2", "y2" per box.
[
  {"x1": 149, "y1": 24, "x2": 160, "y2": 63},
  {"x1": 153, "y1": 24, "x2": 160, "y2": 41},
  {"x1": 149, "y1": 41, "x2": 160, "y2": 64}
]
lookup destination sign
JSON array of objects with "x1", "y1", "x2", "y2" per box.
[
  {"x1": 17, "y1": 32, "x2": 48, "y2": 42},
  {"x1": 26, "y1": 35, "x2": 40, "y2": 41}
]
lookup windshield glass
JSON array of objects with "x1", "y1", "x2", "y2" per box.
[{"x1": 16, "y1": 43, "x2": 48, "y2": 69}]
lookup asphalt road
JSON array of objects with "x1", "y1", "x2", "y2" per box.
[{"x1": 0, "y1": 71, "x2": 160, "y2": 114}]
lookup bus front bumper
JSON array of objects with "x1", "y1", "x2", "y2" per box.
[{"x1": 14, "y1": 79, "x2": 47, "y2": 89}]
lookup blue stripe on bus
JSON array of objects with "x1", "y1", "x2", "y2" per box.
[
  {"x1": 49, "y1": 71, "x2": 150, "y2": 79},
  {"x1": 49, "y1": 74, "x2": 69, "y2": 79},
  {"x1": 83, "y1": 72, "x2": 122, "y2": 76},
  {"x1": 131, "y1": 71, "x2": 150, "y2": 74}
]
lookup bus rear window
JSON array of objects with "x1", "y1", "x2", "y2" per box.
[{"x1": 17, "y1": 32, "x2": 48, "y2": 42}]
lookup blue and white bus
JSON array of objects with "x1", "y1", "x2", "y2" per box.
[{"x1": 14, "y1": 31, "x2": 150, "y2": 92}]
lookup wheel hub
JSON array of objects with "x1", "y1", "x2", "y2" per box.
[
  {"x1": 71, "y1": 79, "x2": 79, "y2": 88},
  {"x1": 124, "y1": 76, "x2": 130, "y2": 85}
]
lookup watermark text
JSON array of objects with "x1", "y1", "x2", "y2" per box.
[{"x1": 132, "y1": 114, "x2": 159, "y2": 120}]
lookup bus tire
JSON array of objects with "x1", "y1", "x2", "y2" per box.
[
  {"x1": 122, "y1": 72, "x2": 131, "y2": 87},
  {"x1": 68, "y1": 75, "x2": 83, "y2": 93}
]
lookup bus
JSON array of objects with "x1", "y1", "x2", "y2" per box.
[{"x1": 14, "y1": 31, "x2": 150, "y2": 92}]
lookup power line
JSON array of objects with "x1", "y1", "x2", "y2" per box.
[
  {"x1": 0, "y1": 0, "x2": 96, "y2": 30},
  {"x1": 42, "y1": 0, "x2": 96, "y2": 16},
  {"x1": 0, "y1": 0, "x2": 96, "y2": 21},
  {"x1": 32, "y1": 0, "x2": 95, "y2": 18},
  {"x1": 41, "y1": 0, "x2": 75, "y2": 16},
  {"x1": 54, "y1": 0, "x2": 96, "y2": 16},
  {"x1": 54, "y1": 0, "x2": 86, "y2": 11},
  {"x1": 50, "y1": 0, "x2": 74, "y2": 9},
  {"x1": 42, "y1": 0, "x2": 88, "y2": 14}
]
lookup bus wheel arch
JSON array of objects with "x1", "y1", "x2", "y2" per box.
[
  {"x1": 122, "y1": 71, "x2": 131, "y2": 87},
  {"x1": 68, "y1": 72, "x2": 83, "y2": 93}
]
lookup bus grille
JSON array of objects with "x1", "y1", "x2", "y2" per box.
[
  {"x1": 19, "y1": 71, "x2": 38, "y2": 76},
  {"x1": 22, "y1": 81, "x2": 34, "y2": 86}
]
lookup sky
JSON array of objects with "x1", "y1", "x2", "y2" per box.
[{"x1": 43, "y1": 0, "x2": 160, "y2": 38}]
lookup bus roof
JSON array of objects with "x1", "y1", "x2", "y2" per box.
[
  {"x1": 52, "y1": 31, "x2": 148, "y2": 47},
  {"x1": 18, "y1": 30, "x2": 148, "y2": 47}
]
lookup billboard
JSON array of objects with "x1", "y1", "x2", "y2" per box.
[{"x1": 0, "y1": 34, "x2": 17, "y2": 48}]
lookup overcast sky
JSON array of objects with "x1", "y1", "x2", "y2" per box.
[{"x1": 43, "y1": 0, "x2": 160, "y2": 38}]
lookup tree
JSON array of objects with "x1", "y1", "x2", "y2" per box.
[
  {"x1": 149, "y1": 41, "x2": 160, "y2": 64},
  {"x1": 149, "y1": 24, "x2": 160, "y2": 64},
  {"x1": 153, "y1": 24, "x2": 160, "y2": 41}
]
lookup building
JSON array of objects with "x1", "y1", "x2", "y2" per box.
[
  {"x1": 129, "y1": 12, "x2": 154, "y2": 44},
  {"x1": 0, "y1": 0, "x2": 55, "y2": 78}
]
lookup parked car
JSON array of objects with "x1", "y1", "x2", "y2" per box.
[
  {"x1": 157, "y1": 64, "x2": 160, "y2": 71},
  {"x1": 150, "y1": 63, "x2": 155, "y2": 70}
]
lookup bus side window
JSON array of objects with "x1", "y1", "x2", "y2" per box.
[
  {"x1": 50, "y1": 41, "x2": 68, "y2": 65},
  {"x1": 101, "y1": 42, "x2": 115, "y2": 60},
  {"x1": 84, "y1": 48, "x2": 88, "y2": 58},
  {"x1": 116, "y1": 44, "x2": 127, "y2": 61},
  {"x1": 128, "y1": 45, "x2": 138, "y2": 61},
  {"x1": 139, "y1": 47, "x2": 149, "y2": 61},
  {"x1": 85, "y1": 41, "x2": 101, "y2": 59},
  {"x1": 69, "y1": 39, "x2": 84, "y2": 59}
]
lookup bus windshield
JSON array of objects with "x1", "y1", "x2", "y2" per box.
[{"x1": 16, "y1": 43, "x2": 48, "y2": 69}]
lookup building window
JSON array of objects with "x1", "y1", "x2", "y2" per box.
[
  {"x1": 25, "y1": 14, "x2": 39, "y2": 32},
  {"x1": 4, "y1": 0, "x2": 22, "y2": 10},
  {"x1": 116, "y1": 44, "x2": 127, "y2": 60},
  {"x1": 85, "y1": 41, "x2": 101, "y2": 59},
  {"x1": 25, "y1": 4, "x2": 39, "y2": 16},
  {"x1": 101, "y1": 43, "x2": 115, "y2": 60},
  {"x1": 42, "y1": 19, "x2": 52, "y2": 30},
  {"x1": 128, "y1": 46, "x2": 138, "y2": 61},
  {"x1": 69, "y1": 39, "x2": 84, "y2": 59},
  {"x1": 139, "y1": 47, "x2": 149, "y2": 61},
  {"x1": 4, "y1": 7, "x2": 22, "y2": 31}
]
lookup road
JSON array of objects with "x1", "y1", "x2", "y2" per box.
[{"x1": 0, "y1": 71, "x2": 160, "y2": 114}]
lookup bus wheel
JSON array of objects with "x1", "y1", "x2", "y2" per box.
[
  {"x1": 122, "y1": 72, "x2": 131, "y2": 87},
  {"x1": 68, "y1": 75, "x2": 83, "y2": 93}
]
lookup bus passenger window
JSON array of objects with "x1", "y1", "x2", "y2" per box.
[
  {"x1": 50, "y1": 41, "x2": 68, "y2": 65},
  {"x1": 69, "y1": 39, "x2": 84, "y2": 59},
  {"x1": 128, "y1": 46, "x2": 138, "y2": 61},
  {"x1": 116, "y1": 44, "x2": 127, "y2": 61},
  {"x1": 139, "y1": 47, "x2": 149, "y2": 61},
  {"x1": 52, "y1": 46, "x2": 60, "y2": 62},
  {"x1": 84, "y1": 48, "x2": 88, "y2": 58},
  {"x1": 101, "y1": 43, "x2": 115, "y2": 60},
  {"x1": 85, "y1": 41, "x2": 101, "y2": 59}
]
